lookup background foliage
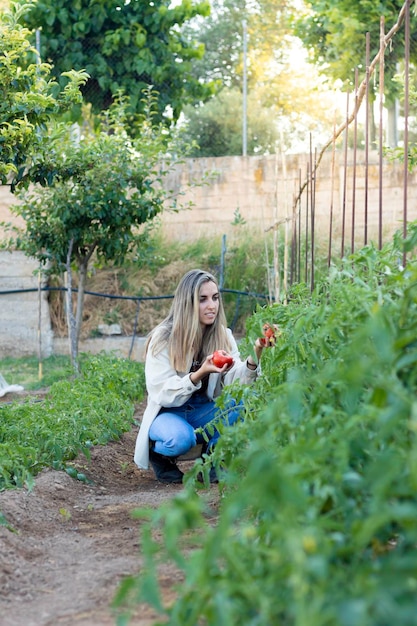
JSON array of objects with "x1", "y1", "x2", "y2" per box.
[
  {"x1": 294, "y1": 0, "x2": 417, "y2": 97},
  {"x1": 181, "y1": 0, "x2": 341, "y2": 155},
  {"x1": 0, "y1": 3, "x2": 87, "y2": 185},
  {"x1": 19, "y1": 0, "x2": 215, "y2": 123}
]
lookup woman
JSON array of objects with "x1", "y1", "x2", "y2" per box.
[{"x1": 134, "y1": 269, "x2": 267, "y2": 483}]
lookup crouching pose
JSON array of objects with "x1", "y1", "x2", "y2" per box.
[{"x1": 134, "y1": 269, "x2": 267, "y2": 484}]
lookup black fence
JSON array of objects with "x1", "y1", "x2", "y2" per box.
[{"x1": 0, "y1": 284, "x2": 272, "y2": 357}]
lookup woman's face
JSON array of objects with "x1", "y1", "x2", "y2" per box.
[{"x1": 198, "y1": 280, "x2": 220, "y2": 328}]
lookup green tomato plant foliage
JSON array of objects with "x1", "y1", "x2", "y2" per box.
[
  {"x1": 114, "y1": 223, "x2": 417, "y2": 625},
  {"x1": 0, "y1": 2, "x2": 88, "y2": 185},
  {"x1": 19, "y1": 0, "x2": 215, "y2": 124},
  {"x1": 0, "y1": 353, "x2": 145, "y2": 493},
  {"x1": 4, "y1": 90, "x2": 194, "y2": 371}
]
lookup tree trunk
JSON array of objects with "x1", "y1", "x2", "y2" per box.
[
  {"x1": 387, "y1": 101, "x2": 399, "y2": 148},
  {"x1": 65, "y1": 239, "x2": 79, "y2": 374},
  {"x1": 75, "y1": 260, "x2": 88, "y2": 348},
  {"x1": 370, "y1": 97, "x2": 377, "y2": 149}
]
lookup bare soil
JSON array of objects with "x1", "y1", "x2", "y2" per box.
[{"x1": 0, "y1": 391, "x2": 219, "y2": 626}]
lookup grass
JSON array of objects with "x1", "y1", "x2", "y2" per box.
[{"x1": 0, "y1": 355, "x2": 73, "y2": 390}]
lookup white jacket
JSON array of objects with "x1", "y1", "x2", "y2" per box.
[{"x1": 134, "y1": 328, "x2": 259, "y2": 469}]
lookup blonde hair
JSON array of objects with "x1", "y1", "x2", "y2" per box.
[{"x1": 148, "y1": 269, "x2": 232, "y2": 371}]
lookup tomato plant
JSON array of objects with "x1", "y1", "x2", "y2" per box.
[
  {"x1": 114, "y1": 226, "x2": 417, "y2": 626},
  {"x1": 0, "y1": 354, "x2": 145, "y2": 491}
]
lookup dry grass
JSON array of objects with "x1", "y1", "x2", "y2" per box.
[{"x1": 49, "y1": 259, "x2": 197, "y2": 339}]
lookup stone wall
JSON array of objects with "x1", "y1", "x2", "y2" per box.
[
  {"x1": 159, "y1": 152, "x2": 417, "y2": 244},
  {"x1": 1, "y1": 152, "x2": 416, "y2": 243},
  {"x1": 0, "y1": 251, "x2": 53, "y2": 358}
]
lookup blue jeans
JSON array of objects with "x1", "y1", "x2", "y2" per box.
[{"x1": 149, "y1": 394, "x2": 242, "y2": 458}]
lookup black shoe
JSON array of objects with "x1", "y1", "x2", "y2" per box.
[
  {"x1": 209, "y1": 466, "x2": 219, "y2": 484},
  {"x1": 149, "y1": 448, "x2": 184, "y2": 484},
  {"x1": 197, "y1": 465, "x2": 221, "y2": 484}
]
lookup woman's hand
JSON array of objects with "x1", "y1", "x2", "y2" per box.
[
  {"x1": 190, "y1": 352, "x2": 233, "y2": 386},
  {"x1": 247, "y1": 325, "x2": 280, "y2": 369},
  {"x1": 208, "y1": 351, "x2": 234, "y2": 373},
  {"x1": 247, "y1": 339, "x2": 265, "y2": 369}
]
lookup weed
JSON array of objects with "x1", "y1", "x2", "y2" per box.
[{"x1": 59, "y1": 508, "x2": 72, "y2": 522}]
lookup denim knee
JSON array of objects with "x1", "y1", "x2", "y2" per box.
[{"x1": 155, "y1": 425, "x2": 196, "y2": 457}]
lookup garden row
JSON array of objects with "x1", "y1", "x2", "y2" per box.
[
  {"x1": 2, "y1": 223, "x2": 417, "y2": 625},
  {"x1": 114, "y1": 225, "x2": 417, "y2": 625},
  {"x1": 0, "y1": 355, "x2": 145, "y2": 492}
]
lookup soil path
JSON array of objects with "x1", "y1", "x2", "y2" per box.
[{"x1": 0, "y1": 392, "x2": 218, "y2": 626}]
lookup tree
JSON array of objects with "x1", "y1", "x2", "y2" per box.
[
  {"x1": 183, "y1": 0, "x2": 248, "y2": 90},
  {"x1": 5, "y1": 93, "x2": 193, "y2": 371},
  {"x1": 19, "y1": 0, "x2": 215, "y2": 123},
  {"x1": 184, "y1": 0, "x2": 295, "y2": 90},
  {"x1": 181, "y1": 88, "x2": 279, "y2": 156},
  {"x1": 293, "y1": 0, "x2": 417, "y2": 149},
  {"x1": 0, "y1": 2, "x2": 87, "y2": 186},
  {"x1": 294, "y1": 0, "x2": 417, "y2": 100},
  {"x1": 180, "y1": 0, "x2": 343, "y2": 155}
]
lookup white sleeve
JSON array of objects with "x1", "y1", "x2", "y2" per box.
[
  {"x1": 223, "y1": 328, "x2": 259, "y2": 386},
  {"x1": 145, "y1": 342, "x2": 201, "y2": 408}
]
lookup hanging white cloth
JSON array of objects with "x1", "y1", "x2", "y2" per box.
[{"x1": 0, "y1": 374, "x2": 24, "y2": 397}]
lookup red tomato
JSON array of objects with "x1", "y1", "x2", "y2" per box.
[
  {"x1": 261, "y1": 323, "x2": 281, "y2": 346},
  {"x1": 263, "y1": 325, "x2": 275, "y2": 339},
  {"x1": 212, "y1": 350, "x2": 234, "y2": 368}
]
